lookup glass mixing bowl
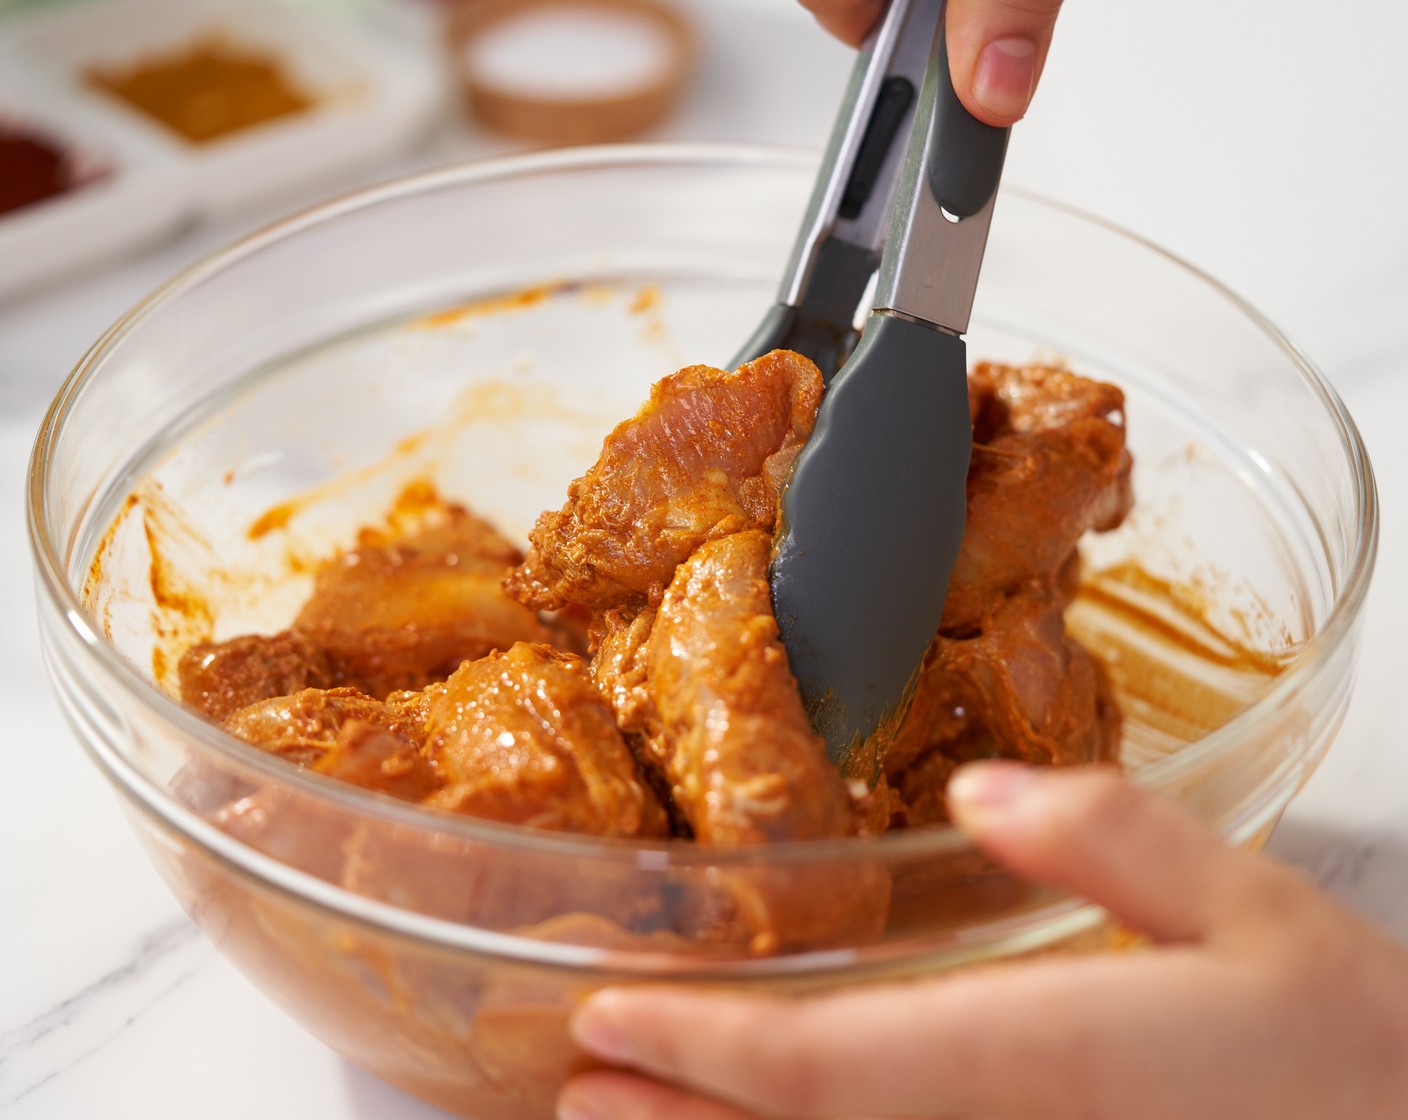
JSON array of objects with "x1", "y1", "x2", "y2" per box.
[{"x1": 29, "y1": 145, "x2": 1376, "y2": 1119}]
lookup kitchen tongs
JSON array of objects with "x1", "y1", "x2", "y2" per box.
[{"x1": 734, "y1": 0, "x2": 1010, "y2": 774}]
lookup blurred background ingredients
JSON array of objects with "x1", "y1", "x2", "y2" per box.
[
  {"x1": 0, "y1": 0, "x2": 699, "y2": 294},
  {"x1": 448, "y1": 0, "x2": 695, "y2": 145},
  {"x1": 0, "y1": 119, "x2": 82, "y2": 213},
  {"x1": 85, "y1": 36, "x2": 316, "y2": 144}
]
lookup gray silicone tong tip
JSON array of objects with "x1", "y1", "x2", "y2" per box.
[{"x1": 747, "y1": 0, "x2": 1010, "y2": 774}]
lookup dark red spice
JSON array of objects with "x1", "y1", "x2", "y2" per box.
[{"x1": 0, "y1": 125, "x2": 75, "y2": 216}]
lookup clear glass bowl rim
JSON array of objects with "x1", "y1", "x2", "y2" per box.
[{"x1": 27, "y1": 142, "x2": 1379, "y2": 876}]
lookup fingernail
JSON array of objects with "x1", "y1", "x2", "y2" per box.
[
  {"x1": 947, "y1": 761, "x2": 1037, "y2": 811},
  {"x1": 570, "y1": 996, "x2": 637, "y2": 1065},
  {"x1": 973, "y1": 37, "x2": 1038, "y2": 121}
]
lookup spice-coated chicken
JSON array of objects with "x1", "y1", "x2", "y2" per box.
[
  {"x1": 179, "y1": 502, "x2": 551, "y2": 718},
  {"x1": 505, "y1": 350, "x2": 822, "y2": 611},
  {"x1": 177, "y1": 351, "x2": 1131, "y2": 952},
  {"x1": 887, "y1": 362, "x2": 1131, "y2": 825}
]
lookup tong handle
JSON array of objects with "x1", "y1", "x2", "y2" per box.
[
  {"x1": 927, "y1": 20, "x2": 1008, "y2": 216},
  {"x1": 731, "y1": 0, "x2": 943, "y2": 377},
  {"x1": 780, "y1": 0, "x2": 942, "y2": 299},
  {"x1": 874, "y1": 4, "x2": 1010, "y2": 333}
]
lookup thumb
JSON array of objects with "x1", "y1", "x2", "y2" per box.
[
  {"x1": 946, "y1": 762, "x2": 1285, "y2": 943},
  {"x1": 945, "y1": 0, "x2": 1064, "y2": 125},
  {"x1": 796, "y1": 0, "x2": 885, "y2": 47}
]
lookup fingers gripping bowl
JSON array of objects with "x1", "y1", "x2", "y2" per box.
[{"x1": 30, "y1": 147, "x2": 1376, "y2": 1118}]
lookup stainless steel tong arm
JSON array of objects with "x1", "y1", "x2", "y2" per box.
[
  {"x1": 775, "y1": 0, "x2": 943, "y2": 314},
  {"x1": 874, "y1": 5, "x2": 1010, "y2": 334},
  {"x1": 732, "y1": 0, "x2": 1009, "y2": 377}
]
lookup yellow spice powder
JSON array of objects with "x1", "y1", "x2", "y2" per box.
[{"x1": 87, "y1": 38, "x2": 315, "y2": 144}]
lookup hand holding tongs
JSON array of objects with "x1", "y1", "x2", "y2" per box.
[{"x1": 738, "y1": 0, "x2": 1011, "y2": 774}]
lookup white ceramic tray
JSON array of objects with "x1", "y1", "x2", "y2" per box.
[
  {"x1": 0, "y1": 78, "x2": 192, "y2": 302},
  {"x1": 0, "y1": 0, "x2": 445, "y2": 299}
]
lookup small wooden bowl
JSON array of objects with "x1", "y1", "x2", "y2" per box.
[{"x1": 447, "y1": 0, "x2": 696, "y2": 146}]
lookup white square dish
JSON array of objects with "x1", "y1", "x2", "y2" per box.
[
  {"x1": 0, "y1": 80, "x2": 192, "y2": 301},
  {"x1": 0, "y1": 0, "x2": 444, "y2": 217}
]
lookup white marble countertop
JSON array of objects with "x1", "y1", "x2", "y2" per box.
[{"x1": 3, "y1": 0, "x2": 1406, "y2": 1115}]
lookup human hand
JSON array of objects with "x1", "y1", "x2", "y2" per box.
[
  {"x1": 796, "y1": 0, "x2": 1063, "y2": 126},
  {"x1": 557, "y1": 763, "x2": 1408, "y2": 1119}
]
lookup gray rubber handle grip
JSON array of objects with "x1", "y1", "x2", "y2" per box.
[{"x1": 927, "y1": 15, "x2": 1010, "y2": 218}]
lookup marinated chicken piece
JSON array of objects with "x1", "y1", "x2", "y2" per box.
[
  {"x1": 883, "y1": 364, "x2": 1132, "y2": 825},
  {"x1": 218, "y1": 687, "x2": 439, "y2": 805},
  {"x1": 890, "y1": 577, "x2": 1122, "y2": 828},
  {"x1": 292, "y1": 506, "x2": 554, "y2": 695},
  {"x1": 339, "y1": 808, "x2": 667, "y2": 930},
  {"x1": 542, "y1": 602, "x2": 594, "y2": 658},
  {"x1": 412, "y1": 643, "x2": 668, "y2": 838},
  {"x1": 214, "y1": 646, "x2": 665, "y2": 837},
  {"x1": 313, "y1": 721, "x2": 442, "y2": 803},
  {"x1": 505, "y1": 350, "x2": 823, "y2": 611},
  {"x1": 645, "y1": 531, "x2": 856, "y2": 846},
  {"x1": 179, "y1": 503, "x2": 553, "y2": 718},
  {"x1": 207, "y1": 647, "x2": 671, "y2": 933},
  {"x1": 970, "y1": 360, "x2": 1128, "y2": 433},
  {"x1": 210, "y1": 651, "x2": 668, "y2": 938},
  {"x1": 221, "y1": 686, "x2": 420, "y2": 767},
  {"x1": 587, "y1": 605, "x2": 689, "y2": 835},
  {"x1": 593, "y1": 532, "x2": 888, "y2": 950},
  {"x1": 180, "y1": 631, "x2": 334, "y2": 722},
  {"x1": 943, "y1": 362, "x2": 1133, "y2": 632},
  {"x1": 587, "y1": 606, "x2": 656, "y2": 744},
  {"x1": 209, "y1": 786, "x2": 352, "y2": 883},
  {"x1": 341, "y1": 634, "x2": 673, "y2": 919},
  {"x1": 887, "y1": 750, "x2": 960, "y2": 828}
]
